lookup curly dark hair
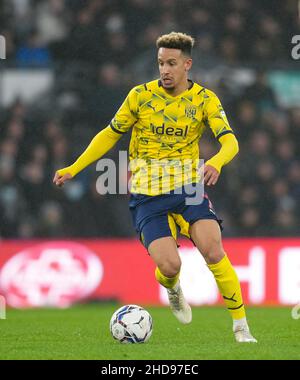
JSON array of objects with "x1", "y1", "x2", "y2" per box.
[{"x1": 156, "y1": 32, "x2": 195, "y2": 56}]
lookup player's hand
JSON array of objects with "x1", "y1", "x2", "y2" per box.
[
  {"x1": 53, "y1": 171, "x2": 73, "y2": 187},
  {"x1": 203, "y1": 164, "x2": 220, "y2": 186}
]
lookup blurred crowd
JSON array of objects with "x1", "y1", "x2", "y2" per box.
[
  {"x1": 202, "y1": 72, "x2": 300, "y2": 237},
  {"x1": 0, "y1": 0, "x2": 299, "y2": 238},
  {"x1": 0, "y1": 0, "x2": 298, "y2": 66}
]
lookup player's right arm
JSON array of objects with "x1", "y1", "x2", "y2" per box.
[{"x1": 53, "y1": 88, "x2": 138, "y2": 187}]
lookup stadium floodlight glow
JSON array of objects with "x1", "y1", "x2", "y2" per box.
[{"x1": 0, "y1": 35, "x2": 6, "y2": 60}]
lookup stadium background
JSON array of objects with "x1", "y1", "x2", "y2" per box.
[{"x1": 0, "y1": 0, "x2": 299, "y2": 310}]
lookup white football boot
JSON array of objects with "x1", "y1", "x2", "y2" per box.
[
  {"x1": 233, "y1": 319, "x2": 257, "y2": 343},
  {"x1": 167, "y1": 282, "x2": 192, "y2": 324}
]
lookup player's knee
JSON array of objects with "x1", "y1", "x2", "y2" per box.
[
  {"x1": 199, "y1": 238, "x2": 225, "y2": 264},
  {"x1": 159, "y1": 258, "x2": 181, "y2": 278},
  {"x1": 202, "y1": 248, "x2": 225, "y2": 264}
]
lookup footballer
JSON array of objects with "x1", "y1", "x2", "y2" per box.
[{"x1": 53, "y1": 32, "x2": 256, "y2": 343}]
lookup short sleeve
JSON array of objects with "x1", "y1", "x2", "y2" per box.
[
  {"x1": 110, "y1": 87, "x2": 138, "y2": 134},
  {"x1": 204, "y1": 89, "x2": 234, "y2": 139}
]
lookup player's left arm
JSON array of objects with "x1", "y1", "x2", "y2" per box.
[{"x1": 203, "y1": 90, "x2": 239, "y2": 186}]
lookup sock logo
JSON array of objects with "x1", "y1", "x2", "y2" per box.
[
  {"x1": 223, "y1": 293, "x2": 244, "y2": 310},
  {"x1": 223, "y1": 292, "x2": 237, "y2": 303}
]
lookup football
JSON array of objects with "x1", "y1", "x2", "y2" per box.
[{"x1": 109, "y1": 304, "x2": 153, "y2": 343}]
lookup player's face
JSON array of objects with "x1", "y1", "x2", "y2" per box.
[{"x1": 158, "y1": 48, "x2": 192, "y2": 90}]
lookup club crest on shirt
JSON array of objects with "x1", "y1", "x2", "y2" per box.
[{"x1": 185, "y1": 106, "x2": 197, "y2": 118}]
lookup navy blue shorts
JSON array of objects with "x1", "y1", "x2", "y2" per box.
[{"x1": 129, "y1": 183, "x2": 222, "y2": 250}]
